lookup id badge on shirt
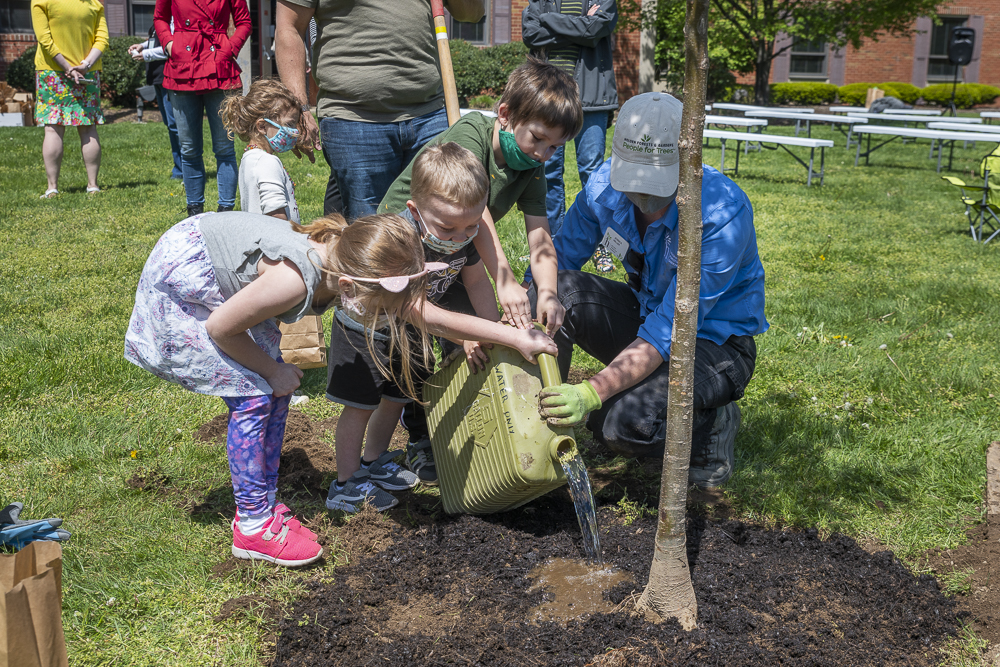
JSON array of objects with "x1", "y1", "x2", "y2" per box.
[{"x1": 600, "y1": 227, "x2": 629, "y2": 261}]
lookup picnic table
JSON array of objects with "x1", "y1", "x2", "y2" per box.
[
  {"x1": 744, "y1": 109, "x2": 869, "y2": 146},
  {"x1": 702, "y1": 128, "x2": 833, "y2": 186},
  {"x1": 830, "y1": 107, "x2": 944, "y2": 116},
  {"x1": 712, "y1": 102, "x2": 814, "y2": 116},
  {"x1": 981, "y1": 111, "x2": 1000, "y2": 124},
  {"x1": 847, "y1": 112, "x2": 980, "y2": 125},
  {"x1": 852, "y1": 125, "x2": 1000, "y2": 171}
]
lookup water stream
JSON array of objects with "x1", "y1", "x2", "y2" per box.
[{"x1": 559, "y1": 451, "x2": 603, "y2": 566}]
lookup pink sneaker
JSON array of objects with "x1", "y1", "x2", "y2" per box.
[
  {"x1": 273, "y1": 503, "x2": 318, "y2": 541},
  {"x1": 231, "y1": 514, "x2": 322, "y2": 567}
]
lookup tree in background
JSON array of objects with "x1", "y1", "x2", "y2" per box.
[{"x1": 623, "y1": 0, "x2": 940, "y2": 104}]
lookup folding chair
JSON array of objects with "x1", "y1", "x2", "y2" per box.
[{"x1": 940, "y1": 142, "x2": 1000, "y2": 243}]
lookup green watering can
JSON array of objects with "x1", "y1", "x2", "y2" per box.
[{"x1": 423, "y1": 342, "x2": 578, "y2": 514}]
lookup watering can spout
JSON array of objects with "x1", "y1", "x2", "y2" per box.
[{"x1": 549, "y1": 434, "x2": 577, "y2": 465}]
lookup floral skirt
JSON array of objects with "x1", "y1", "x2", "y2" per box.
[
  {"x1": 35, "y1": 70, "x2": 104, "y2": 126},
  {"x1": 124, "y1": 214, "x2": 283, "y2": 397}
]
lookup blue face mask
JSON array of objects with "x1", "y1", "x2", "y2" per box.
[
  {"x1": 415, "y1": 207, "x2": 479, "y2": 254},
  {"x1": 263, "y1": 119, "x2": 299, "y2": 153}
]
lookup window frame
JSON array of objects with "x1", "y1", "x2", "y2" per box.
[
  {"x1": 926, "y1": 16, "x2": 968, "y2": 82},
  {"x1": 450, "y1": 0, "x2": 490, "y2": 45},
  {"x1": 788, "y1": 37, "x2": 828, "y2": 81},
  {"x1": 0, "y1": 0, "x2": 34, "y2": 34},
  {"x1": 129, "y1": 0, "x2": 158, "y2": 39}
]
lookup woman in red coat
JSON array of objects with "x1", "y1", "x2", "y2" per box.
[{"x1": 154, "y1": 0, "x2": 251, "y2": 216}]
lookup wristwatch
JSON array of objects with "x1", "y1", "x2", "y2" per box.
[{"x1": 300, "y1": 103, "x2": 311, "y2": 113}]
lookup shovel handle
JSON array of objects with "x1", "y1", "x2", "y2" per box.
[{"x1": 430, "y1": 0, "x2": 461, "y2": 126}]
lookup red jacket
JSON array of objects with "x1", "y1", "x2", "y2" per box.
[{"x1": 154, "y1": 0, "x2": 251, "y2": 92}]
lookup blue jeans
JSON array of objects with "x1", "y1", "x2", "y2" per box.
[
  {"x1": 155, "y1": 84, "x2": 183, "y2": 179},
  {"x1": 319, "y1": 108, "x2": 448, "y2": 219},
  {"x1": 168, "y1": 89, "x2": 238, "y2": 208},
  {"x1": 544, "y1": 110, "x2": 609, "y2": 237}
]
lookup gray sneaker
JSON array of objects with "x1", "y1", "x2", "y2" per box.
[
  {"x1": 406, "y1": 437, "x2": 438, "y2": 486},
  {"x1": 689, "y1": 402, "x2": 741, "y2": 489},
  {"x1": 326, "y1": 470, "x2": 399, "y2": 513},
  {"x1": 364, "y1": 450, "x2": 419, "y2": 491}
]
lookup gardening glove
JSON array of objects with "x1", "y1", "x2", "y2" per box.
[
  {"x1": 538, "y1": 381, "x2": 602, "y2": 427},
  {"x1": 0, "y1": 502, "x2": 71, "y2": 549}
]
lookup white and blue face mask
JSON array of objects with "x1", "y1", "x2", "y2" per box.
[
  {"x1": 263, "y1": 119, "x2": 299, "y2": 153},
  {"x1": 415, "y1": 207, "x2": 479, "y2": 254}
]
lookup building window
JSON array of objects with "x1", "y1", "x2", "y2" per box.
[
  {"x1": 0, "y1": 0, "x2": 33, "y2": 33},
  {"x1": 130, "y1": 1, "x2": 157, "y2": 38},
  {"x1": 927, "y1": 16, "x2": 967, "y2": 81},
  {"x1": 451, "y1": 1, "x2": 489, "y2": 44},
  {"x1": 789, "y1": 38, "x2": 827, "y2": 79}
]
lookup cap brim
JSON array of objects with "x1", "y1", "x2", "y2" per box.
[{"x1": 609, "y1": 152, "x2": 679, "y2": 198}]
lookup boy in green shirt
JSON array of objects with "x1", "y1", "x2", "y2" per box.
[{"x1": 379, "y1": 58, "x2": 584, "y2": 339}]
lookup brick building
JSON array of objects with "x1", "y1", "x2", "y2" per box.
[{"x1": 750, "y1": 1, "x2": 998, "y2": 95}]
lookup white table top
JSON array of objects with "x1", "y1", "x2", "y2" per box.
[
  {"x1": 703, "y1": 129, "x2": 833, "y2": 147},
  {"x1": 847, "y1": 112, "x2": 981, "y2": 123},
  {"x1": 460, "y1": 108, "x2": 498, "y2": 118},
  {"x1": 852, "y1": 125, "x2": 1000, "y2": 142},
  {"x1": 927, "y1": 122, "x2": 1000, "y2": 134},
  {"x1": 745, "y1": 110, "x2": 868, "y2": 124},
  {"x1": 704, "y1": 115, "x2": 768, "y2": 127},
  {"x1": 831, "y1": 106, "x2": 943, "y2": 115},
  {"x1": 980, "y1": 111, "x2": 1000, "y2": 119},
  {"x1": 829, "y1": 106, "x2": 868, "y2": 113},
  {"x1": 713, "y1": 103, "x2": 814, "y2": 114}
]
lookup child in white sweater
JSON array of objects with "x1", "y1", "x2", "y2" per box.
[{"x1": 221, "y1": 79, "x2": 301, "y2": 222}]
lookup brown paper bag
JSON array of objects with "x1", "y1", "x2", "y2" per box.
[
  {"x1": 865, "y1": 87, "x2": 885, "y2": 108},
  {"x1": 0, "y1": 542, "x2": 69, "y2": 667},
  {"x1": 279, "y1": 315, "x2": 327, "y2": 370}
]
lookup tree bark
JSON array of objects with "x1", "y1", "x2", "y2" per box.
[
  {"x1": 636, "y1": 0, "x2": 708, "y2": 633},
  {"x1": 754, "y1": 39, "x2": 774, "y2": 105}
]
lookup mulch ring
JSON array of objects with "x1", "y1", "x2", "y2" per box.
[{"x1": 179, "y1": 409, "x2": 994, "y2": 665}]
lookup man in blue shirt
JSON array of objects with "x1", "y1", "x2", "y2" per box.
[{"x1": 529, "y1": 92, "x2": 768, "y2": 488}]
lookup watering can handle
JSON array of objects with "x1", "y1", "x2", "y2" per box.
[{"x1": 533, "y1": 324, "x2": 562, "y2": 389}]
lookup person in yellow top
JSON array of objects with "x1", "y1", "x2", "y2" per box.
[{"x1": 31, "y1": 0, "x2": 109, "y2": 198}]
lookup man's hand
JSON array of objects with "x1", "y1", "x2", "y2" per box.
[
  {"x1": 292, "y1": 110, "x2": 320, "y2": 163},
  {"x1": 538, "y1": 380, "x2": 602, "y2": 427}
]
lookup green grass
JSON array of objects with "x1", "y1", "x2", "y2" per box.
[{"x1": 1, "y1": 115, "x2": 998, "y2": 665}]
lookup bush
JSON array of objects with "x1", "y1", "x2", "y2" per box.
[
  {"x1": 449, "y1": 39, "x2": 528, "y2": 106},
  {"x1": 467, "y1": 94, "x2": 497, "y2": 110},
  {"x1": 919, "y1": 83, "x2": 1000, "y2": 108},
  {"x1": 99, "y1": 35, "x2": 145, "y2": 107},
  {"x1": 769, "y1": 82, "x2": 838, "y2": 105},
  {"x1": 5, "y1": 46, "x2": 37, "y2": 93},
  {"x1": 837, "y1": 82, "x2": 877, "y2": 106},
  {"x1": 879, "y1": 82, "x2": 921, "y2": 104}
]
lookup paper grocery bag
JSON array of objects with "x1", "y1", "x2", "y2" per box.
[
  {"x1": 0, "y1": 541, "x2": 68, "y2": 667},
  {"x1": 279, "y1": 315, "x2": 327, "y2": 370}
]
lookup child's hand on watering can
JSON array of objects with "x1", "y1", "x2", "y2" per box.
[
  {"x1": 513, "y1": 327, "x2": 558, "y2": 363},
  {"x1": 538, "y1": 381, "x2": 602, "y2": 427},
  {"x1": 463, "y1": 339, "x2": 492, "y2": 372}
]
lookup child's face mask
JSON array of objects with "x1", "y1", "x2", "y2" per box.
[
  {"x1": 415, "y1": 207, "x2": 479, "y2": 254},
  {"x1": 263, "y1": 119, "x2": 299, "y2": 153},
  {"x1": 498, "y1": 128, "x2": 543, "y2": 171}
]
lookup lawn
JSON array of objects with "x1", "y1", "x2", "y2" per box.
[{"x1": 1, "y1": 115, "x2": 997, "y2": 665}]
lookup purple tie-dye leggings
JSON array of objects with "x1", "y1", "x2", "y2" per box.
[{"x1": 221, "y1": 393, "x2": 291, "y2": 518}]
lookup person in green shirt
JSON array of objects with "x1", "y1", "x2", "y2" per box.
[{"x1": 379, "y1": 58, "x2": 584, "y2": 338}]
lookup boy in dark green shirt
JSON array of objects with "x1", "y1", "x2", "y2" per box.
[{"x1": 380, "y1": 58, "x2": 584, "y2": 339}]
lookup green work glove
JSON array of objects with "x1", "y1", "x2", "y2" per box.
[{"x1": 538, "y1": 381, "x2": 602, "y2": 427}]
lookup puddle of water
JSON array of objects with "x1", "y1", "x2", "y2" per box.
[
  {"x1": 560, "y1": 451, "x2": 602, "y2": 565},
  {"x1": 528, "y1": 557, "x2": 633, "y2": 623}
]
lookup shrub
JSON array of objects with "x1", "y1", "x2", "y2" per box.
[
  {"x1": 770, "y1": 82, "x2": 838, "y2": 105},
  {"x1": 966, "y1": 83, "x2": 1000, "y2": 105},
  {"x1": 467, "y1": 94, "x2": 497, "y2": 110},
  {"x1": 449, "y1": 39, "x2": 528, "y2": 106},
  {"x1": 99, "y1": 36, "x2": 145, "y2": 107},
  {"x1": 836, "y1": 82, "x2": 920, "y2": 106},
  {"x1": 837, "y1": 82, "x2": 876, "y2": 106},
  {"x1": 5, "y1": 46, "x2": 37, "y2": 93}
]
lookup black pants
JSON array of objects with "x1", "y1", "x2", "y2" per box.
[
  {"x1": 400, "y1": 279, "x2": 477, "y2": 442},
  {"x1": 528, "y1": 271, "x2": 757, "y2": 458}
]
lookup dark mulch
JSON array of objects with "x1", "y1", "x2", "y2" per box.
[
  {"x1": 272, "y1": 500, "x2": 959, "y2": 666},
  {"x1": 183, "y1": 409, "x2": 978, "y2": 665}
]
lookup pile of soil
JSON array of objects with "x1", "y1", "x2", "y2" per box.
[
  {"x1": 180, "y1": 409, "x2": 993, "y2": 665},
  {"x1": 272, "y1": 500, "x2": 959, "y2": 666}
]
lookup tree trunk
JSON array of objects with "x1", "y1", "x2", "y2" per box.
[
  {"x1": 635, "y1": 0, "x2": 708, "y2": 633},
  {"x1": 753, "y1": 39, "x2": 774, "y2": 105}
]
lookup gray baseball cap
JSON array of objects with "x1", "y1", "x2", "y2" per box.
[{"x1": 610, "y1": 92, "x2": 682, "y2": 197}]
